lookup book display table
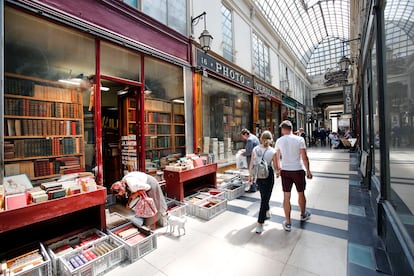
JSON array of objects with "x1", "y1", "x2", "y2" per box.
[
  {"x1": 0, "y1": 187, "x2": 107, "y2": 257},
  {"x1": 164, "y1": 163, "x2": 217, "y2": 201}
]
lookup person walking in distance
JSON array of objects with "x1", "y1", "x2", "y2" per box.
[
  {"x1": 248, "y1": 131, "x2": 276, "y2": 234},
  {"x1": 275, "y1": 120, "x2": 312, "y2": 232},
  {"x1": 240, "y1": 128, "x2": 260, "y2": 192}
]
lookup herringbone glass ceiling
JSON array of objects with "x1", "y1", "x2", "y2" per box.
[{"x1": 254, "y1": 0, "x2": 350, "y2": 76}]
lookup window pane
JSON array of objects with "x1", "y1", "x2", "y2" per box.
[
  {"x1": 4, "y1": 7, "x2": 96, "y2": 175},
  {"x1": 167, "y1": 0, "x2": 187, "y2": 35},
  {"x1": 101, "y1": 42, "x2": 141, "y2": 81},
  {"x1": 201, "y1": 78, "x2": 252, "y2": 163},
  {"x1": 221, "y1": 5, "x2": 233, "y2": 62},
  {"x1": 385, "y1": 0, "x2": 414, "y2": 239},
  {"x1": 142, "y1": 0, "x2": 167, "y2": 24}
]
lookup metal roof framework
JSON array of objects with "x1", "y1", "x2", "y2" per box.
[{"x1": 254, "y1": 0, "x2": 350, "y2": 76}]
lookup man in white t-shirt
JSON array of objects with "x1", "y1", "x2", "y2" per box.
[{"x1": 275, "y1": 120, "x2": 313, "y2": 232}]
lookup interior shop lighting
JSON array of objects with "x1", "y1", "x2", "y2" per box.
[
  {"x1": 191, "y1": 11, "x2": 213, "y2": 53},
  {"x1": 144, "y1": 85, "x2": 152, "y2": 95},
  {"x1": 100, "y1": 82, "x2": 110, "y2": 92},
  {"x1": 172, "y1": 98, "x2": 185, "y2": 104},
  {"x1": 58, "y1": 72, "x2": 83, "y2": 86}
]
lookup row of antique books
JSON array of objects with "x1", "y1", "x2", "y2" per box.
[
  {"x1": 5, "y1": 137, "x2": 82, "y2": 159},
  {"x1": 145, "y1": 112, "x2": 171, "y2": 123},
  {"x1": 5, "y1": 157, "x2": 81, "y2": 178},
  {"x1": 5, "y1": 98, "x2": 81, "y2": 119},
  {"x1": 5, "y1": 119, "x2": 81, "y2": 137}
]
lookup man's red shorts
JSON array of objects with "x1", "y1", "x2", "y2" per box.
[{"x1": 280, "y1": 170, "x2": 306, "y2": 192}]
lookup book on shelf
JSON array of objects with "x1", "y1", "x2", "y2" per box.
[
  {"x1": 4, "y1": 142, "x2": 16, "y2": 159},
  {"x1": 5, "y1": 98, "x2": 81, "y2": 119},
  {"x1": 5, "y1": 76, "x2": 34, "y2": 96}
]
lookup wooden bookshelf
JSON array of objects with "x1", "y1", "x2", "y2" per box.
[
  {"x1": 3, "y1": 73, "x2": 85, "y2": 180},
  {"x1": 172, "y1": 101, "x2": 185, "y2": 155},
  {"x1": 144, "y1": 99, "x2": 173, "y2": 161}
]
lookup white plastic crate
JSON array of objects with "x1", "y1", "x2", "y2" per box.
[
  {"x1": 193, "y1": 196, "x2": 227, "y2": 220},
  {"x1": 166, "y1": 198, "x2": 187, "y2": 217},
  {"x1": 1, "y1": 243, "x2": 51, "y2": 276},
  {"x1": 60, "y1": 236, "x2": 125, "y2": 276},
  {"x1": 108, "y1": 222, "x2": 157, "y2": 262},
  {"x1": 198, "y1": 187, "x2": 226, "y2": 199},
  {"x1": 46, "y1": 229, "x2": 107, "y2": 276},
  {"x1": 184, "y1": 192, "x2": 212, "y2": 216},
  {"x1": 223, "y1": 182, "x2": 246, "y2": 200}
]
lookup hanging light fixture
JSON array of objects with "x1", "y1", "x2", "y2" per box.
[
  {"x1": 191, "y1": 12, "x2": 213, "y2": 53},
  {"x1": 338, "y1": 56, "x2": 351, "y2": 72}
]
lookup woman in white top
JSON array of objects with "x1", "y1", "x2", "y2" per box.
[{"x1": 248, "y1": 130, "x2": 277, "y2": 234}]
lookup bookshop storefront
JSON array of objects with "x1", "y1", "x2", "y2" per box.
[
  {"x1": 3, "y1": 2, "x2": 191, "y2": 186},
  {"x1": 254, "y1": 79, "x2": 282, "y2": 139},
  {"x1": 194, "y1": 50, "x2": 253, "y2": 165},
  {"x1": 282, "y1": 95, "x2": 298, "y2": 131}
]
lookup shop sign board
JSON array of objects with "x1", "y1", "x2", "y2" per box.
[
  {"x1": 253, "y1": 79, "x2": 282, "y2": 102},
  {"x1": 296, "y1": 103, "x2": 305, "y2": 114},
  {"x1": 196, "y1": 50, "x2": 253, "y2": 88},
  {"x1": 343, "y1": 84, "x2": 353, "y2": 115},
  {"x1": 282, "y1": 95, "x2": 297, "y2": 109}
]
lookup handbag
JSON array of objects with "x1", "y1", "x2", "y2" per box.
[
  {"x1": 253, "y1": 148, "x2": 269, "y2": 179},
  {"x1": 134, "y1": 190, "x2": 158, "y2": 218}
]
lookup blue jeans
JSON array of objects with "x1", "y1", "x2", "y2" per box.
[{"x1": 257, "y1": 167, "x2": 275, "y2": 224}]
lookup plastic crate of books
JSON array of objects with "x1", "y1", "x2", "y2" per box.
[
  {"x1": 198, "y1": 187, "x2": 226, "y2": 199},
  {"x1": 46, "y1": 228, "x2": 107, "y2": 275},
  {"x1": 108, "y1": 222, "x2": 157, "y2": 262},
  {"x1": 166, "y1": 198, "x2": 187, "y2": 217},
  {"x1": 60, "y1": 235, "x2": 125, "y2": 276},
  {"x1": 193, "y1": 196, "x2": 227, "y2": 220},
  {"x1": 184, "y1": 192, "x2": 212, "y2": 216},
  {"x1": 223, "y1": 181, "x2": 246, "y2": 201},
  {"x1": 240, "y1": 170, "x2": 250, "y2": 182},
  {"x1": 106, "y1": 212, "x2": 130, "y2": 231},
  {"x1": 1, "y1": 243, "x2": 51, "y2": 276}
]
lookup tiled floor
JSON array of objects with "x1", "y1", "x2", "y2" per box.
[{"x1": 105, "y1": 149, "x2": 384, "y2": 276}]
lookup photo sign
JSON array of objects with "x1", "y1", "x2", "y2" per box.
[{"x1": 196, "y1": 50, "x2": 253, "y2": 88}]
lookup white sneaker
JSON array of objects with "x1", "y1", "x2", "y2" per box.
[
  {"x1": 282, "y1": 221, "x2": 291, "y2": 232},
  {"x1": 255, "y1": 224, "x2": 264, "y2": 234},
  {"x1": 300, "y1": 211, "x2": 311, "y2": 221}
]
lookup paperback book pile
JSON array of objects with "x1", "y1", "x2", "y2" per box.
[
  {"x1": 108, "y1": 222, "x2": 157, "y2": 262},
  {"x1": 40, "y1": 181, "x2": 66, "y2": 200}
]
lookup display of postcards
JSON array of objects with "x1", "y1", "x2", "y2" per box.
[{"x1": 3, "y1": 174, "x2": 33, "y2": 195}]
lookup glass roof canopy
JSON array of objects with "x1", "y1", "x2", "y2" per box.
[{"x1": 254, "y1": 0, "x2": 350, "y2": 76}]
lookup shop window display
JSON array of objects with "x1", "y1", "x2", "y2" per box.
[
  {"x1": 202, "y1": 79, "x2": 252, "y2": 163},
  {"x1": 383, "y1": 1, "x2": 414, "y2": 239},
  {"x1": 4, "y1": 7, "x2": 95, "y2": 179},
  {"x1": 143, "y1": 57, "x2": 185, "y2": 169}
]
